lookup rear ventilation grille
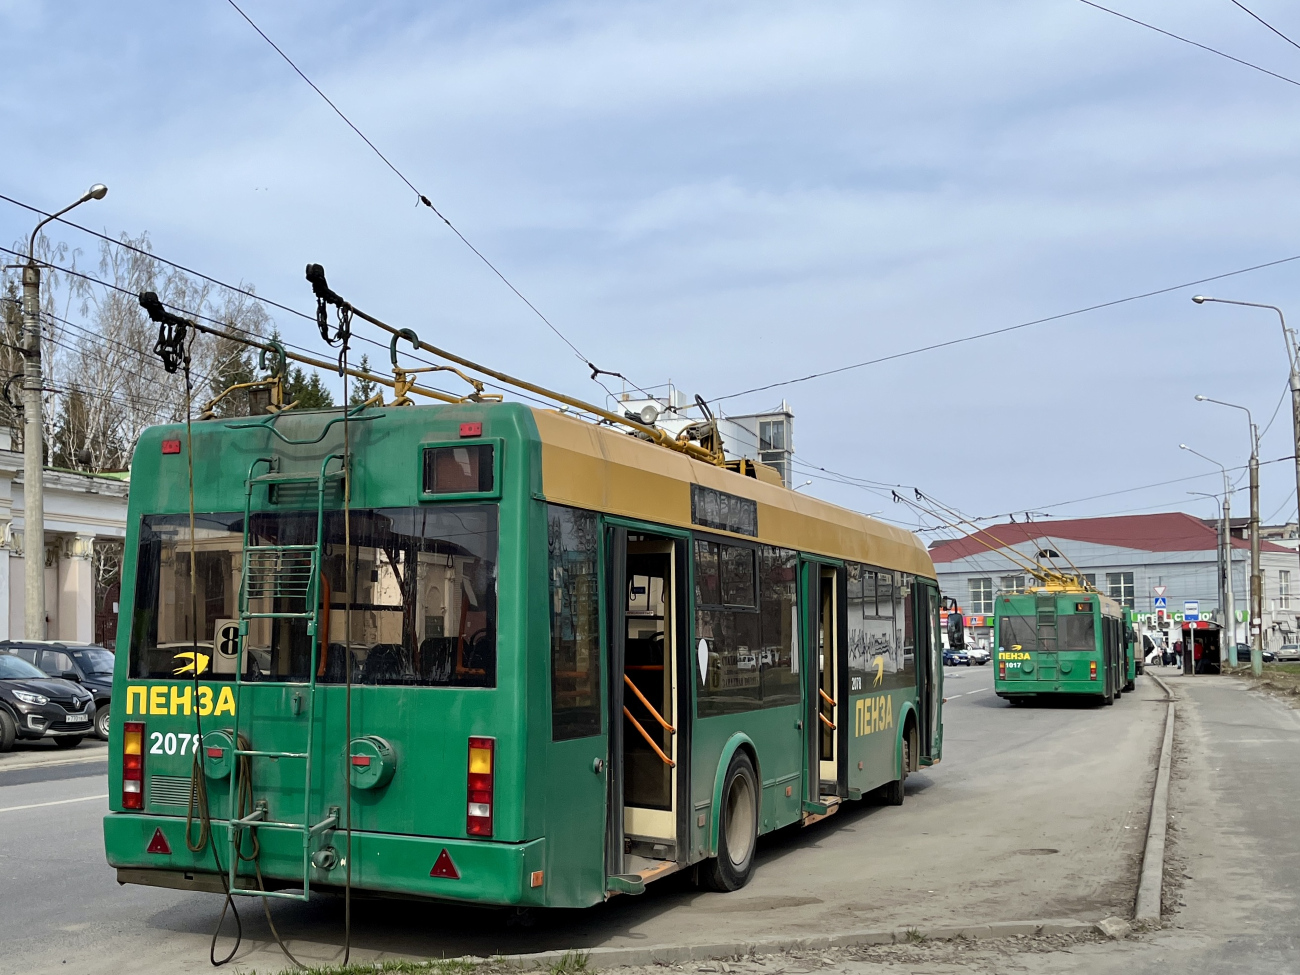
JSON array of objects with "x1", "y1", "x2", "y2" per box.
[{"x1": 150, "y1": 775, "x2": 195, "y2": 807}]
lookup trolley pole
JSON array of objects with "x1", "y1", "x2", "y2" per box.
[{"x1": 21, "y1": 185, "x2": 107, "y2": 639}]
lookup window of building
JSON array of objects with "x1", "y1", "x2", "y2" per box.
[
  {"x1": 1106, "y1": 571, "x2": 1135, "y2": 609},
  {"x1": 548, "y1": 506, "x2": 601, "y2": 741},
  {"x1": 1282, "y1": 570, "x2": 1292, "y2": 610},
  {"x1": 1082, "y1": 573, "x2": 1096, "y2": 589},
  {"x1": 999, "y1": 575, "x2": 1026, "y2": 594},
  {"x1": 969, "y1": 578, "x2": 993, "y2": 615},
  {"x1": 758, "y1": 419, "x2": 786, "y2": 452}
]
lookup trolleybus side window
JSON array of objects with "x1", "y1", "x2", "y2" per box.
[
  {"x1": 548, "y1": 505, "x2": 601, "y2": 740},
  {"x1": 846, "y1": 564, "x2": 914, "y2": 691},
  {"x1": 696, "y1": 537, "x2": 799, "y2": 716}
]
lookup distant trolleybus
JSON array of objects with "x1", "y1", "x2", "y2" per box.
[
  {"x1": 993, "y1": 588, "x2": 1128, "y2": 705},
  {"x1": 103, "y1": 402, "x2": 944, "y2": 908}
]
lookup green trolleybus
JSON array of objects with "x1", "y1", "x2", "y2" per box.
[
  {"x1": 103, "y1": 402, "x2": 944, "y2": 909},
  {"x1": 993, "y1": 588, "x2": 1128, "y2": 705}
]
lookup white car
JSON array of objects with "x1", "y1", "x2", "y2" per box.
[
  {"x1": 967, "y1": 646, "x2": 991, "y2": 665},
  {"x1": 1275, "y1": 643, "x2": 1300, "y2": 663}
]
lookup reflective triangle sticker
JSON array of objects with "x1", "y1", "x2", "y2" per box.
[
  {"x1": 147, "y1": 828, "x2": 171, "y2": 855},
  {"x1": 430, "y1": 848, "x2": 460, "y2": 879}
]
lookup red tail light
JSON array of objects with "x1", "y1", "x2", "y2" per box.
[
  {"x1": 123, "y1": 721, "x2": 145, "y2": 810},
  {"x1": 467, "y1": 737, "x2": 495, "y2": 837},
  {"x1": 998, "y1": 661, "x2": 1006, "y2": 679},
  {"x1": 1090, "y1": 660, "x2": 1098, "y2": 680}
]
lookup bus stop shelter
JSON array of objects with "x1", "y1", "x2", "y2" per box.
[{"x1": 1182, "y1": 620, "x2": 1223, "y2": 675}]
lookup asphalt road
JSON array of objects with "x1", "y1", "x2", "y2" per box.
[{"x1": 0, "y1": 666, "x2": 1168, "y2": 974}]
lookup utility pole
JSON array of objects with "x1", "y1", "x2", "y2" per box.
[
  {"x1": 1250, "y1": 437, "x2": 1263, "y2": 676},
  {"x1": 1192, "y1": 295, "x2": 1300, "y2": 598},
  {"x1": 22, "y1": 186, "x2": 107, "y2": 639}
]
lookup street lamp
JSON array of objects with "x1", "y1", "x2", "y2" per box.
[
  {"x1": 22, "y1": 184, "x2": 107, "y2": 639},
  {"x1": 1193, "y1": 395, "x2": 1263, "y2": 675},
  {"x1": 1192, "y1": 295, "x2": 1300, "y2": 582},
  {"x1": 1180, "y1": 444, "x2": 1236, "y2": 670},
  {"x1": 792, "y1": 480, "x2": 813, "y2": 492}
]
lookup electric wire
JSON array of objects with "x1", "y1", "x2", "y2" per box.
[
  {"x1": 1075, "y1": 0, "x2": 1300, "y2": 88},
  {"x1": 1, "y1": 243, "x2": 605, "y2": 420},
  {"x1": 1227, "y1": 0, "x2": 1300, "y2": 53},
  {"x1": 711, "y1": 251, "x2": 1300, "y2": 404},
  {"x1": 221, "y1": 0, "x2": 647, "y2": 401}
]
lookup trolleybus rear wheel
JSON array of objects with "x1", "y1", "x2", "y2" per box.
[
  {"x1": 698, "y1": 751, "x2": 758, "y2": 892},
  {"x1": 882, "y1": 736, "x2": 909, "y2": 806}
]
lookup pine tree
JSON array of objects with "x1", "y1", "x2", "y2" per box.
[
  {"x1": 349, "y1": 353, "x2": 378, "y2": 406},
  {"x1": 285, "y1": 366, "x2": 335, "y2": 409}
]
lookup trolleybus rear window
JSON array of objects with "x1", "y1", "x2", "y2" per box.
[{"x1": 129, "y1": 505, "x2": 498, "y2": 686}]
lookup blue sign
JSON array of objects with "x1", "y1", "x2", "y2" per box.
[
  {"x1": 1154, "y1": 596, "x2": 1167, "y2": 609},
  {"x1": 1184, "y1": 600, "x2": 1200, "y2": 622}
]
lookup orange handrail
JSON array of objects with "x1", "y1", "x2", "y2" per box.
[
  {"x1": 818, "y1": 712, "x2": 836, "y2": 730},
  {"x1": 819, "y1": 688, "x2": 836, "y2": 707},
  {"x1": 624, "y1": 674, "x2": 675, "y2": 733},
  {"x1": 624, "y1": 707, "x2": 676, "y2": 767}
]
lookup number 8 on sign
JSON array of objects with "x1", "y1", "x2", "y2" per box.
[{"x1": 213, "y1": 619, "x2": 241, "y2": 674}]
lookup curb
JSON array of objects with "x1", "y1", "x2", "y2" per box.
[
  {"x1": 486, "y1": 919, "x2": 1099, "y2": 970},
  {"x1": 1134, "y1": 674, "x2": 1175, "y2": 921}
]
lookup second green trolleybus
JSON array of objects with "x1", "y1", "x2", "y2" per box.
[
  {"x1": 103, "y1": 400, "x2": 945, "y2": 908},
  {"x1": 993, "y1": 587, "x2": 1129, "y2": 705}
]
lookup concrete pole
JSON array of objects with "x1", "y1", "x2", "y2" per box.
[
  {"x1": 20, "y1": 264, "x2": 44, "y2": 639},
  {"x1": 1250, "y1": 438, "x2": 1263, "y2": 676},
  {"x1": 1224, "y1": 488, "x2": 1235, "y2": 665},
  {"x1": 20, "y1": 186, "x2": 106, "y2": 640}
]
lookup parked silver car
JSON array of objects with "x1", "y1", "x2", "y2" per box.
[{"x1": 1274, "y1": 643, "x2": 1300, "y2": 663}]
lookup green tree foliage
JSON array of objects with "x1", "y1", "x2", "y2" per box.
[
  {"x1": 285, "y1": 366, "x2": 335, "y2": 409},
  {"x1": 349, "y1": 353, "x2": 379, "y2": 406}
]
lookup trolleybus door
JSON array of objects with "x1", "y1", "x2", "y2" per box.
[
  {"x1": 802, "y1": 560, "x2": 847, "y2": 802},
  {"x1": 606, "y1": 524, "x2": 689, "y2": 881},
  {"x1": 915, "y1": 582, "x2": 943, "y2": 763}
]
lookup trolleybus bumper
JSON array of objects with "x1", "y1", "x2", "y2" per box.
[{"x1": 104, "y1": 813, "x2": 548, "y2": 906}]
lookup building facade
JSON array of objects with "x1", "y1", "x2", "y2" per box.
[
  {"x1": 0, "y1": 433, "x2": 129, "y2": 645},
  {"x1": 929, "y1": 512, "x2": 1299, "y2": 652}
]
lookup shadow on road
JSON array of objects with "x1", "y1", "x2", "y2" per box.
[{"x1": 139, "y1": 786, "x2": 931, "y2": 963}]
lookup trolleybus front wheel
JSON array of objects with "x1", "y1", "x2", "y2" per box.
[{"x1": 698, "y1": 751, "x2": 759, "y2": 892}]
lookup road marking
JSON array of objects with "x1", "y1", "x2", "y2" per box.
[
  {"x1": 0, "y1": 793, "x2": 108, "y2": 814},
  {"x1": 0, "y1": 752, "x2": 108, "y2": 773},
  {"x1": 946, "y1": 688, "x2": 992, "y2": 699}
]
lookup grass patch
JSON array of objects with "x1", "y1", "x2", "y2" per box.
[
  {"x1": 904, "y1": 929, "x2": 925, "y2": 944},
  {"x1": 547, "y1": 951, "x2": 590, "y2": 975},
  {"x1": 1263, "y1": 663, "x2": 1300, "y2": 675}
]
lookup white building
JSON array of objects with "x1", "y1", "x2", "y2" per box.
[
  {"x1": 613, "y1": 387, "x2": 796, "y2": 487},
  {"x1": 929, "y1": 512, "x2": 1299, "y2": 652},
  {"x1": 0, "y1": 433, "x2": 129, "y2": 645}
]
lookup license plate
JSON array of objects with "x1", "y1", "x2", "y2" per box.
[{"x1": 64, "y1": 713, "x2": 89, "y2": 723}]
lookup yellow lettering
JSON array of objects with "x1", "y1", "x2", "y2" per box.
[
  {"x1": 214, "y1": 686, "x2": 236, "y2": 716},
  {"x1": 126, "y1": 686, "x2": 147, "y2": 716},
  {"x1": 198, "y1": 686, "x2": 214, "y2": 716},
  {"x1": 170, "y1": 684, "x2": 193, "y2": 716},
  {"x1": 149, "y1": 685, "x2": 167, "y2": 715},
  {"x1": 885, "y1": 694, "x2": 893, "y2": 730}
]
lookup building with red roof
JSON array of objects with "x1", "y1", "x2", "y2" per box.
[{"x1": 930, "y1": 512, "x2": 1298, "y2": 653}]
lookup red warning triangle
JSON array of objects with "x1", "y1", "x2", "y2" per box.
[
  {"x1": 429, "y1": 848, "x2": 459, "y2": 879},
  {"x1": 147, "y1": 828, "x2": 171, "y2": 855}
]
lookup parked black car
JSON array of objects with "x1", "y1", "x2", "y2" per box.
[
  {"x1": 0, "y1": 652, "x2": 97, "y2": 751},
  {"x1": 1235, "y1": 643, "x2": 1277, "y2": 664},
  {"x1": 0, "y1": 641, "x2": 114, "y2": 740}
]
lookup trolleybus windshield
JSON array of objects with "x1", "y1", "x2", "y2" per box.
[{"x1": 128, "y1": 505, "x2": 498, "y2": 686}]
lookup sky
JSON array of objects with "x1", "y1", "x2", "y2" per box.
[{"x1": 3, "y1": 0, "x2": 1300, "y2": 537}]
